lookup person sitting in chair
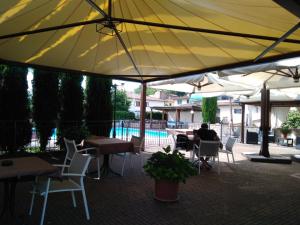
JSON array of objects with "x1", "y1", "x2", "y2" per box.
[{"x1": 195, "y1": 123, "x2": 222, "y2": 170}]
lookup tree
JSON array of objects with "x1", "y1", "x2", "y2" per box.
[
  {"x1": 134, "y1": 85, "x2": 156, "y2": 96},
  {"x1": 0, "y1": 65, "x2": 32, "y2": 153},
  {"x1": 114, "y1": 90, "x2": 131, "y2": 112},
  {"x1": 202, "y1": 97, "x2": 218, "y2": 124},
  {"x1": 285, "y1": 110, "x2": 300, "y2": 128},
  {"x1": 58, "y1": 73, "x2": 86, "y2": 144},
  {"x1": 32, "y1": 69, "x2": 59, "y2": 151},
  {"x1": 85, "y1": 76, "x2": 112, "y2": 136}
]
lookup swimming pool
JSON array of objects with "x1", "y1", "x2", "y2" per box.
[
  {"x1": 110, "y1": 127, "x2": 168, "y2": 138},
  {"x1": 32, "y1": 127, "x2": 168, "y2": 139}
]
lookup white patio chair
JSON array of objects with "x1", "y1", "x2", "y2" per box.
[
  {"x1": 219, "y1": 137, "x2": 236, "y2": 163},
  {"x1": 192, "y1": 140, "x2": 221, "y2": 175},
  {"x1": 29, "y1": 152, "x2": 92, "y2": 225},
  {"x1": 111, "y1": 135, "x2": 144, "y2": 176},
  {"x1": 61, "y1": 138, "x2": 99, "y2": 178}
]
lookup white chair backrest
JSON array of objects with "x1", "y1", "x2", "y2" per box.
[
  {"x1": 68, "y1": 152, "x2": 92, "y2": 185},
  {"x1": 64, "y1": 138, "x2": 77, "y2": 162},
  {"x1": 198, "y1": 140, "x2": 220, "y2": 157},
  {"x1": 225, "y1": 137, "x2": 236, "y2": 152},
  {"x1": 131, "y1": 135, "x2": 144, "y2": 153}
]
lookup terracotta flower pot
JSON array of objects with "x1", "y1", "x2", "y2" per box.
[{"x1": 154, "y1": 180, "x2": 179, "y2": 202}]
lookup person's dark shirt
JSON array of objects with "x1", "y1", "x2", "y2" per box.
[
  {"x1": 197, "y1": 128, "x2": 218, "y2": 141},
  {"x1": 196, "y1": 128, "x2": 223, "y2": 148}
]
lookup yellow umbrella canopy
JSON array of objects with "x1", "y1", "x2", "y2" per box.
[{"x1": 0, "y1": 0, "x2": 300, "y2": 82}]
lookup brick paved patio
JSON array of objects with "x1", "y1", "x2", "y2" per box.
[{"x1": 1, "y1": 143, "x2": 300, "y2": 225}]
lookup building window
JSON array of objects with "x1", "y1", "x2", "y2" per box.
[
  {"x1": 135, "y1": 101, "x2": 140, "y2": 107},
  {"x1": 146, "y1": 102, "x2": 149, "y2": 107},
  {"x1": 216, "y1": 108, "x2": 220, "y2": 114},
  {"x1": 234, "y1": 109, "x2": 242, "y2": 114},
  {"x1": 177, "y1": 99, "x2": 182, "y2": 104}
]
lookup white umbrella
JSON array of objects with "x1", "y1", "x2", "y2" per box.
[{"x1": 149, "y1": 73, "x2": 257, "y2": 96}]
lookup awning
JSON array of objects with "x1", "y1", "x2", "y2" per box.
[
  {"x1": 219, "y1": 59, "x2": 300, "y2": 89},
  {"x1": 0, "y1": 1, "x2": 300, "y2": 82},
  {"x1": 149, "y1": 73, "x2": 257, "y2": 96}
]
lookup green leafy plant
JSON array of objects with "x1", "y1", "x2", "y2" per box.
[
  {"x1": 280, "y1": 122, "x2": 291, "y2": 135},
  {"x1": 143, "y1": 146, "x2": 197, "y2": 183},
  {"x1": 285, "y1": 110, "x2": 300, "y2": 128}
]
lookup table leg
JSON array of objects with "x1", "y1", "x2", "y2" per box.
[
  {"x1": 0, "y1": 178, "x2": 18, "y2": 219},
  {"x1": 100, "y1": 154, "x2": 121, "y2": 177},
  {"x1": 0, "y1": 181, "x2": 9, "y2": 218}
]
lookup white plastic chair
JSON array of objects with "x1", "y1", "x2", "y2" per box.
[
  {"x1": 111, "y1": 135, "x2": 144, "y2": 176},
  {"x1": 62, "y1": 138, "x2": 99, "y2": 178},
  {"x1": 29, "y1": 152, "x2": 92, "y2": 225},
  {"x1": 193, "y1": 140, "x2": 220, "y2": 175},
  {"x1": 219, "y1": 137, "x2": 236, "y2": 163}
]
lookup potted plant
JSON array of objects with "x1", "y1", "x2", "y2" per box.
[
  {"x1": 143, "y1": 145, "x2": 197, "y2": 202},
  {"x1": 280, "y1": 123, "x2": 291, "y2": 138}
]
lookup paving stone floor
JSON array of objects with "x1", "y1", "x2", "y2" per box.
[{"x1": 1, "y1": 143, "x2": 300, "y2": 225}]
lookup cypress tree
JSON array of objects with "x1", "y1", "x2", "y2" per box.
[
  {"x1": 85, "y1": 76, "x2": 112, "y2": 136},
  {"x1": 202, "y1": 97, "x2": 218, "y2": 124},
  {"x1": 32, "y1": 69, "x2": 59, "y2": 151},
  {"x1": 0, "y1": 65, "x2": 32, "y2": 153},
  {"x1": 58, "y1": 73, "x2": 86, "y2": 143}
]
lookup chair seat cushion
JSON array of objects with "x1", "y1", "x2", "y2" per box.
[{"x1": 37, "y1": 179, "x2": 82, "y2": 195}]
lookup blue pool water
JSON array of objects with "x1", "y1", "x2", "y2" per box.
[
  {"x1": 110, "y1": 127, "x2": 168, "y2": 138},
  {"x1": 33, "y1": 127, "x2": 168, "y2": 139}
]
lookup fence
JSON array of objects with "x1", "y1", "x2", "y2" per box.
[{"x1": 0, "y1": 119, "x2": 263, "y2": 154}]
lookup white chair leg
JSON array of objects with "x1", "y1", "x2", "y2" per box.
[
  {"x1": 226, "y1": 152, "x2": 230, "y2": 163},
  {"x1": 129, "y1": 153, "x2": 134, "y2": 169},
  {"x1": 231, "y1": 153, "x2": 235, "y2": 164},
  {"x1": 97, "y1": 157, "x2": 101, "y2": 179},
  {"x1": 71, "y1": 191, "x2": 77, "y2": 207},
  {"x1": 81, "y1": 186, "x2": 90, "y2": 220},
  {"x1": 217, "y1": 155, "x2": 220, "y2": 175},
  {"x1": 40, "y1": 178, "x2": 50, "y2": 225},
  {"x1": 121, "y1": 154, "x2": 127, "y2": 176},
  {"x1": 29, "y1": 176, "x2": 38, "y2": 215},
  {"x1": 198, "y1": 150, "x2": 201, "y2": 175}
]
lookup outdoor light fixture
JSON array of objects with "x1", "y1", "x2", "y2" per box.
[
  {"x1": 190, "y1": 109, "x2": 194, "y2": 114},
  {"x1": 96, "y1": 21, "x2": 122, "y2": 36}
]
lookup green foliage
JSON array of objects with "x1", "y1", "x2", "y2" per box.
[
  {"x1": 145, "y1": 112, "x2": 163, "y2": 120},
  {"x1": 58, "y1": 126, "x2": 89, "y2": 144},
  {"x1": 280, "y1": 122, "x2": 291, "y2": 135},
  {"x1": 134, "y1": 85, "x2": 157, "y2": 96},
  {"x1": 115, "y1": 111, "x2": 135, "y2": 120},
  {"x1": 0, "y1": 65, "x2": 32, "y2": 153},
  {"x1": 285, "y1": 110, "x2": 300, "y2": 128},
  {"x1": 25, "y1": 146, "x2": 41, "y2": 153},
  {"x1": 113, "y1": 89, "x2": 131, "y2": 111},
  {"x1": 32, "y1": 69, "x2": 59, "y2": 151},
  {"x1": 85, "y1": 76, "x2": 112, "y2": 136},
  {"x1": 58, "y1": 73, "x2": 85, "y2": 145},
  {"x1": 202, "y1": 97, "x2": 217, "y2": 124},
  {"x1": 143, "y1": 146, "x2": 197, "y2": 183}
]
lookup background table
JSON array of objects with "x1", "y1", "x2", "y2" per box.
[{"x1": 85, "y1": 137, "x2": 134, "y2": 177}]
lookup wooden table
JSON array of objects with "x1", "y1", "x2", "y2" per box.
[
  {"x1": 0, "y1": 157, "x2": 57, "y2": 221},
  {"x1": 85, "y1": 137, "x2": 134, "y2": 177}
]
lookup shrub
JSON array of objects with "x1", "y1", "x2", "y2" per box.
[{"x1": 143, "y1": 146, "x2": 197, "y2": 183}]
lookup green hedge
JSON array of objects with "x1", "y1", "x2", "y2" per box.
[
  {"x1": 146, "y1": 112, "x2": 163, "y2": 120},
  {"x1": 115, "y1": 111, "x2": 135, "y2": 120}
]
